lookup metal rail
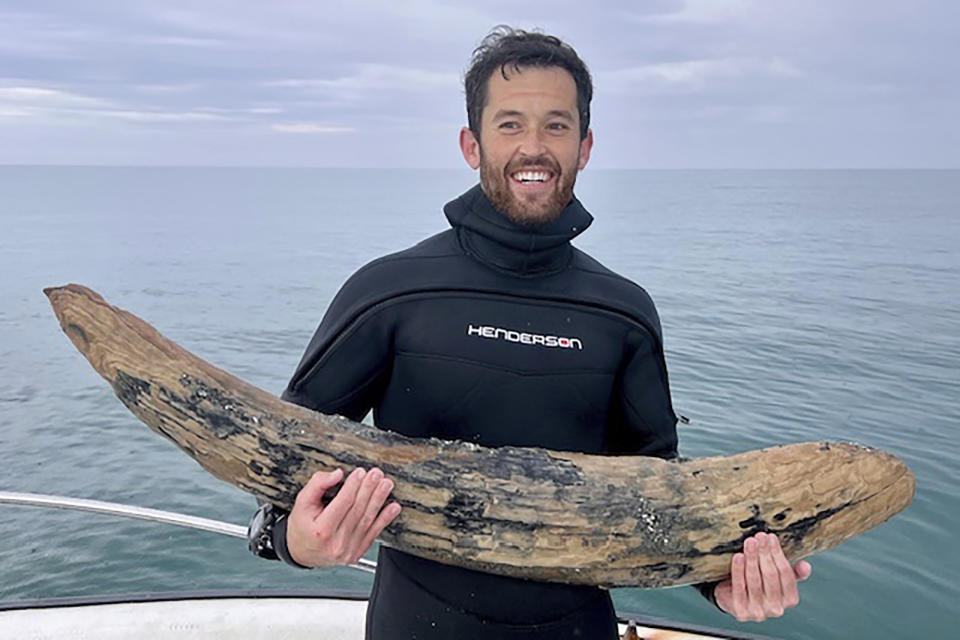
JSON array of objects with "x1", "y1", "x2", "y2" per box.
[
  {"x1": 0, "y1": 491, "x2": 789, "y2": 639},
  {"x1": 0, "y1": 490, "x2": 376, "y2": 574}
]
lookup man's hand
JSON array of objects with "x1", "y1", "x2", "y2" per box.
[
  {"x1": 286, "y1": 467, "x2": 401, "y2": 568},
  {"x1": 715, "y1": 532, "x2": 812, "y2": 622}
]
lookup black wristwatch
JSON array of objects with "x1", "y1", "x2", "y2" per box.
[
  {"x1": 247, "y1": 502, "x2": 281, "y2": 560},
  {"x1": 248, "y1": 502, "x2": 310, "y2": 568}
]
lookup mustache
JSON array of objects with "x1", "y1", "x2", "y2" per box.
[{"x1": 505, "y1": 156, "x2": 561, "y2": 174}]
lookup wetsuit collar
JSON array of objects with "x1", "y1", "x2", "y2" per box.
[{"x1": 443, "y1": 184, "x2": 593, "y2": 276}]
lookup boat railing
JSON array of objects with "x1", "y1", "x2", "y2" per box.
[
  {"x1": 1, "y1": 489, "x2": 790, "y2": 640},
  {"x1": 0, "y1": 490, "x2": 377, "y2": 574}
]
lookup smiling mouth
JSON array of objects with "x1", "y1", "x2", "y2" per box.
[{"x1": 509, "y1": 169, "x2": 556, "y2": 185}]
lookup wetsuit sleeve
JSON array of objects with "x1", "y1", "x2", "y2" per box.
[
  {"x1": 280, "y1": 268, "x2": 395, "y2": 421},
  {"x1": 254, "y1": 269, "x2": 396, "y2": 566},
  {"x1": 279, "y1": 311, "x2": 393, "y2": 421},
  {"x1": 612, "y1": 329, "x2": 678, "y2": 459}
]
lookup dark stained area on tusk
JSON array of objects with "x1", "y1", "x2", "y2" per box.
[{"x1": 114, "y1": 370, "x2": 152, "y2": 406}]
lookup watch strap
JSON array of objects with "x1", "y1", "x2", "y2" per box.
[{"x1": 272, "y1": 514, "x2": 311, "y2": 570}]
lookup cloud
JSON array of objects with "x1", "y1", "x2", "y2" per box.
[
  {"x1": 142, "y1": 6, "x2": 257, "y2": 41},
  {"x1": 127, "y1": 35, "x2": 227, "y2": 48},
  {"x1": 267, "y1": 64, "x2": 459, "y2": 92},
  {"x1": 598, "y1": 57, "x2": 803, "y2": 94},
  {"x1": 0, "y1": 0, "x2": 956, "y2": 167},
  {"x1": 640, "y1": 102, "x2": 794, "y2": 124},
  {"x1": 98, "y1": 109, "x2": 233, "y2": 123},
  {"x1": 0, "y1": 86, "x2": 108, "y2": 108},
  {"x1": 131, "y1": 83, "x2": 201, "y2": 94},
  {"x1": 0, "y1": 9, "x2": 99, "y2": 57},
  {"x1": 634, "y1": 0, "x2": 755, "y2": 24},
  {"x1": 271, "y1": 123, "x2": 356, "y2": 134},
  {"x1": 0, "y1": 84, "x2": 240, "y2": 125},
  {"x1": 199, "y1": 105, "x2": 284, "y2": 115}
]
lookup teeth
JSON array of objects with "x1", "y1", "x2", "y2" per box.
[{"x1": 512, "y1": 170, "x2": 551, "y2": 183}]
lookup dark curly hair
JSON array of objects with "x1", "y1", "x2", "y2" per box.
[{"x1": 464, "y1": 26, "x2": 593, "y2": 140}]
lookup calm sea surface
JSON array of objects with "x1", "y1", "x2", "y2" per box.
[{"x1": 1, "y1": 168, "x2": 957, "y2": 639}]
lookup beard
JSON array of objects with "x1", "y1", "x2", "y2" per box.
[{"x1": 479, "y1": 148, "x2": 578, "y2": 227}]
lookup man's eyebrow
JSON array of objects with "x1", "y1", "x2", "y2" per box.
[
  {"x1": 491, "y1": 109, "x2": 576, "y2": 121},
  {"x1": 491, "y1": 109, "x2": 524, "y2": 120},
  {"x1": 546, "y1": 110, "x2": 575, "y2": 122}
]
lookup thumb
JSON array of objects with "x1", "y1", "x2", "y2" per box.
[
  {"x1": 294, "y1": 469, "x2": 344, "y2": 515},
  {"x1": 794, "y1": 560, "x2": 813, "y2": 582}
]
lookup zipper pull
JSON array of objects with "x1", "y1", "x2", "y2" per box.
[{"x1": 678, "y1": 414, "x2": 691, "y2": 425}]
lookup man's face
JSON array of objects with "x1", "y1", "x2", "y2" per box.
[{"x1": 460, "y1": 66, "x2": 593, "y2": 226}]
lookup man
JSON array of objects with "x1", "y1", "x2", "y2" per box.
[{"x1": 247, "y1": 26, "x2": 811, "y2": 637}]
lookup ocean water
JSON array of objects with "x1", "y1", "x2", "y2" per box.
[{"x1": 0, "y1": 167, "x2": 957, "y2": 639}]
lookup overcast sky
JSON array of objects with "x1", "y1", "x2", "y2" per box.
[{"x1": 1, "y1": 0, "x2": 956, "y2": 168}]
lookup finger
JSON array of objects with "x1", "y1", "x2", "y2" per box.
[
  {"x1": 337, "y1": 467, "x2": 383, "y2": 537},
  {"x1": 757, "y1": 533, "x2": 784, "y2": 617},
  {"x1": 771, "y1": 535, "x2": 800, "y2": 608},
  {"x1": 358, "y1": 476, "x2": 394, "y2": 535},
  {"x1": 744, "y1": 536, "x2": 765, "y2": 621},
  {"x1": 294, "y1": 469, "x2": 344, "y2": 515},
  {"x1": 352, "y1": 501, "x2": 402, "y2": 563},
  {"x1": 729, "y1": 553, "x2": 748, "y2": 620},
  {"x1": 348, "y1": 477, "x2": 395, "y2": 555},
  {"x1": 316, "y1": 467, "x2": 366, "y2": 528},
  {"x1": 794, "y1": 560, "x2": 813, "y2": 582}
]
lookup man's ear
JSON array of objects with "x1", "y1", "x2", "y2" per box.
[
  {"x1": 577, "y1": 128, "x2": 594, "y2": 171},
  {"x1": 459, "y1": 126, "x2": 481, "y2": 170}
]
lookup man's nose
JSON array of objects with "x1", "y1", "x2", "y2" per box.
[{"x1": 516, "y1": 127, "x2": 548, "y2": 157}]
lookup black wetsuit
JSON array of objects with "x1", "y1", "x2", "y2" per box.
[{"x1": 274, "y1": 184, "x2": 681, "y2": 638}]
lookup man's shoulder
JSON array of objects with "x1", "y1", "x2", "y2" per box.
[
  {"x1": 568, "y1": 247, "x2": 662, "y2": 333},
  {"x1": 330, "y1": 229, "x2": 463, "y2": 305},
  {"x1": 360, "y1": 229, "x2": 461, "y2": 272}
]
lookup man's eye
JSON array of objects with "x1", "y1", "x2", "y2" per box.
[
  {"x1": 499, "y1": 121, "x2": 520, "y2": 129},
  {"x1": 547, "y1": 122, "x2": 569, "y2": 131}
]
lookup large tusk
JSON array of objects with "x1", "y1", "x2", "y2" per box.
[{"x1": 44, "y1": 284, "x2": 915, "y2": 588}]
